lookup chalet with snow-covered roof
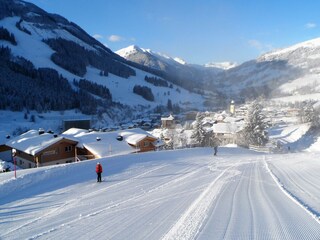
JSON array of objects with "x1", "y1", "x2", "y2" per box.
[
  {"x1": 161, "y1": 115, "x2": 175, "y2": 129},
  {"x1": 119, "y1": 128, "x2": 160, "y2": 152},
  {"x1": 211, "y1": 122, "x2": 243, "y2": 144},
  {"x1": 6, "y1": 130, "x2": 78, "y2": 168},
  {"x1": 62, "y1": 128, "x2": 161, "y2": 160}
]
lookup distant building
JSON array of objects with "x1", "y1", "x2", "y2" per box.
[
  {"x1": 120, "y1": 130, "x2": 159, "y2": 152},
  {"x1": 62, "y1": 128, "x2": 161, "y2": 160},
  {"x1": 211, "y1": 121, "x2": 244, "y2": 145},
  {"x1": 161, "y1": 114, "x2": 175, "y2": 129},
  {"x1": 63, "y1": 119, "x2": 91, "y2": 131}
]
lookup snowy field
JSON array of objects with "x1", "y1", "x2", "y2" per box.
[{"x1": 1, "y1": 147, "x2": 320, "y2": 240}]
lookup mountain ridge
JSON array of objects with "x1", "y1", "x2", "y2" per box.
[
  {"x1": 0, "y1": 0, "x2": 211, "y2": 123},
  {"x1": 118, "y1": 38, "x2": 320, "y2": 103}
]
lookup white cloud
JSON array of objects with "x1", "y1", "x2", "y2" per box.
[
  {"x1": 93, "y1": 34, "x2": 103, "y2": 39},
  {"x1": 108, "y1": 35, "x2": 125, "y2": 42},
  {"x1": 248, "y1": 39, "x2": 273, "y2": 52},
  {"x1": 305, "y1": 22, "x2": 317, "y2": 29},
  {"x1": 248, "y1": 39, "x2": 263, "y2": 50}
]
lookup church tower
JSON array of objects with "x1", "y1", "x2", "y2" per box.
[{"x1": 230, "y1": 100, "x2": 235, "y2": 115}]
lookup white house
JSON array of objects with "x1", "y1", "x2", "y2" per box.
[
  {"x1": 62, "y1": 128, "x2": 161, "y2": 160},
  {"x1": 211, "y1": 121, "x2": 244, "y2": 144}
]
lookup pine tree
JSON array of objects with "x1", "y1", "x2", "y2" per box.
[
  {"x1": 160, "y1": 132, "x2": 172, "y2": 150},
  {"x1": 241, "y1": 101, "x2": 269, "y2": 146},
  {"x1": 299, "y1": 101, "x2": 320, "y2": 128},
  {"x1": 191, "y1": 112, "x2": 206, "y2": 147}
]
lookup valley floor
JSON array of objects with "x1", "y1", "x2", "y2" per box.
[{"x1": 0, "y1": 147, "x2": 319, "y2": 240}]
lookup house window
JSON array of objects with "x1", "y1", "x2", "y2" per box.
[
  {"x1": 144, "y1": 141, "x2": 150, "y2": 147},
  {"x1": 65, "y1": 146, "x2": 72, "y2": 152}
]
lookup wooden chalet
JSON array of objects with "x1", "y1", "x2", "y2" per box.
[
  {"x1": 122, "y1": 132, "x2": 158, "y2": 152},
  {"x1": 6, "y1": 130, "x2": 78, "y2": 168},
  {"x1": 62, "y1": 128, "x2": 160, "y2": 159}
]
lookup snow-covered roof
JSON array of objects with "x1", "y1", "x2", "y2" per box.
[
  {"x1": 62, "y1": 128, "x2": 158, "y2": 158},
  {"x1": 161, "y1": 115, "x2": 174, "y2": 121},
  {"x1": 211, "y1": 122, "x2": 240, "y2": 134},
  {"x1": 202, "y1": 117, "x2": 216, "y2": 125},
  {"x1": 120, "y1": 128, "x2": 157, "y2": 145},
  {"x1": 6, "y1": 130, "x2": 67, "y2": 155},
  {"x1": 223, "y1": 116, "x2": 244, "y2": 123}
]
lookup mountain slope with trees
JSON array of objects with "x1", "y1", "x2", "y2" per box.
[{"x1": 0, "y1": 0, "x2": 207, "y2": 122}]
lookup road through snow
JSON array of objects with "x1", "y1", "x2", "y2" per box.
[{"x1": 1, "y1": 148, "x2": 320, "y2": 240}]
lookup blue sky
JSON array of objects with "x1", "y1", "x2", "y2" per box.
[{"x1": 26, "y1": 0, "x2": 320, "y2": 64}]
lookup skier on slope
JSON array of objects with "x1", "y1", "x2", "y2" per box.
[
  {"x1": 96, "y1": 162, "x2": 103, "y2": 182},
  {"x1": 214, "y1": 146, "x2": 218, "y2": 156}
]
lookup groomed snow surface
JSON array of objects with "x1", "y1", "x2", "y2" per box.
[{"x1": 1, "y1": 147, "x2": 320, "y2": 240}]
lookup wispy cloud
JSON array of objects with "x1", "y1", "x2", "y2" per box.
[
  {"x1": 108, "y1": 35, "x2": 125, "y2": 42},
  {"x1": 248, "y1": 39, "x2": 273, "y2": 52},
  {"x1": 93, "y1": 34, "x2": 103, "y2": 39},
  {"x1": 305, "y1": 22, "x2": 317, "y2": 29},
  {"x1": 248, "y1": 39, "x2": 263, "y2": 50}
]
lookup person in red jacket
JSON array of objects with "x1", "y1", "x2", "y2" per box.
[{"x1": 96, "y1": 162, "x2": 103, "y2": 182}]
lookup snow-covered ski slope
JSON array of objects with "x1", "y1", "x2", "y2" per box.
[{"x1": 0, "y1": 147, "x2": 320, "y2": 240}]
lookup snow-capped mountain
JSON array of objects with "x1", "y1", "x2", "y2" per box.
[
  {"x1": 205, "y1": 62, "x2": 237, "y2": 70},
  {"x1": 116, "y1": 45, "x2": 225, "y2": 93},
  {"x1": 206, "y1": 37, "x2": 320, "y2": 102},
  {"x1": 259, "y1": 38, "x2": 320, "y2": 97},
  {"x1": 0, "y1": 0, "x2": 208, "y2": 122},
  {"x1": 116, "y1": 45, "x2": 191, "y2": 71},
  {"x1": 118, "y1": 38, "x2": 320, "y2": 104}
]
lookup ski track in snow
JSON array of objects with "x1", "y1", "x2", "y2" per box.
[
  {"x1": 264, "y1": 156, "x2": 320, "y2": 225},
  {"x1": 0, "y1": 164, "x2": 168, "y2": 238},
  {"x1": 20, "y1": 162, "x2": 212, "y2": 239},
  {"x1": 1, "y1": 148, "x2": 320, "y2": 240},
  {"x1": 197, "y1": 156, "x2": 320, "y2": 239},
  {"x1": 161, "y1": 164, "x2": 238, "y2": 240}
]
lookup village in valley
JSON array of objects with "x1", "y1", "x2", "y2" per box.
[{"x1": 0, "y1": 98, "x2": 314, "y2": 172}]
